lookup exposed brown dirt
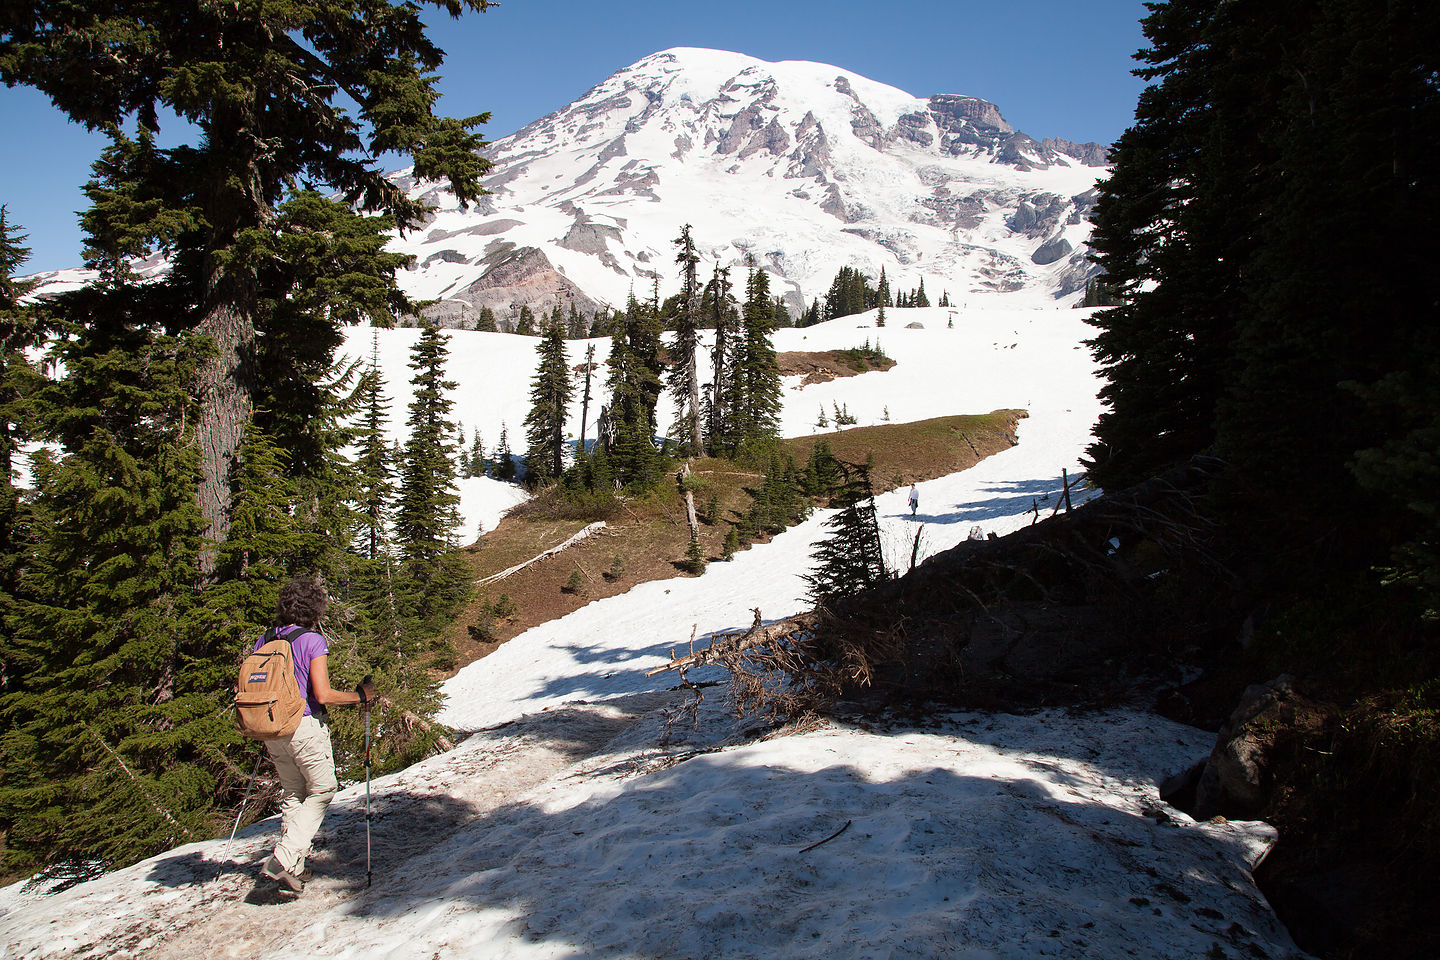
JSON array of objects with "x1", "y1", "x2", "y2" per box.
[{"x1": 777, "y1": 349, "x2": 897, "y2": 385}]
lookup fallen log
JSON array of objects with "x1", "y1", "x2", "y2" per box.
[
  {"x1": 475, "y1": 521, "x2": 607, "y2": 585},
  {"x1": 646, "y1": 609, "x2": 817, "y2": 678}
]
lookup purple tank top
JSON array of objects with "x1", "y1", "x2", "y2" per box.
[{"x1": 255, "y1": 626, "x2": 329, "y2": 717}]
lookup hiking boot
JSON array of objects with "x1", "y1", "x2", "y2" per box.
[{"x1": 261, "y1": 855, "x2": 305, "y2": 893}]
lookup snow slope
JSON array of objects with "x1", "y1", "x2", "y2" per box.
[{"x1": 0, "y1": 301, "x2": 1311, "y2": 960}]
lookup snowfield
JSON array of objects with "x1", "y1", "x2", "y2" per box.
[{"x1": 0, "y1": 300, "x2": 1311, "y2": 959}]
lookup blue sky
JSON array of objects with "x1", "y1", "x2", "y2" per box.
[{"x1": 0, "y1": 0, "x2": 1150, "y2": 274}]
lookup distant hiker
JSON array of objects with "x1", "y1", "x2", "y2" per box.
[
  {"x1": 908, "y1": 484, "x2": 919, "y2": 518},
  {"x1": 256, "y1": 578, "x2": 374, "y2": 894}
]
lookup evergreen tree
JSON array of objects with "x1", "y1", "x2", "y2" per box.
[
  {"x1": 823, "y1": 266, "x2": 875, "y2": 321},
  {"x1": 354, "y1": 337, "x2": 395, "y2": 561},
  {"x1": 0, "y1": 313, "x2": 213, "y2": 876},
  {"x1": 494, "y1": 424, "x2": 516, "y2": 482},
  {"x1": 0, "y1": 208, "x2": 43, "y2": 706},
  {"x1": 475, "y1": 306, "x2": 498, "y2": 332},
  {"x1": 602, "y1": 291, "x2": 665, "y2": 489},
  {"x1": 578, "y1": 343, "x2": 596, "y2": 455},
  {"x1": 668, "y1": 224, "x2": 705, "y2": 455},
  {"x1": 704, "y1": 265, "x2": 739, "y2": 453},
  {"x1": 914, "y1": 277, "x2": 930, "y2": 308},
  {"x1": 589, "y1": 308, "x2": 613, "y2": 338},
  {"x1": 0, "y1": 0, "x2": 493, "y2": 565},
  {"x1": 802, "y1": 298, "x2": 822, "y2": 328},
  {"x1": 722, "y1": 264, "x2": 783, "y2": 457},
  {"x1": 567, "y1": 303, "x2": 587, "y2": 340},
  {"x1": 1084, "y1": 0, "x2": 1242, "y2": 492},
  {"x1": 802, "y1": 439, "x2": 845, "y2": 501},
  {"x1": 514, "y1": 305, "x2": 537, "y2": 336},
  {"x1": 1081, "y1": 278, "x2": 1122, "y2": 307},
  {"x1": 771, "y1": 297, "x2": 792, "y2": 328},
  {"x1": 1088, "y1": 0, "x2": 1440, "y2": 596},
  {"x1": 393, "y1": 323, "x2": 467, "y2": 628},
  {"x1": 523, "y1": 317, "x2": 573, "y2": 484},
  {"x1": 468, "y1": 430, "x2": 486, "y2": 478},
  {"x1": 804, "y1": 462, "x2": 888, "y2": 604}
]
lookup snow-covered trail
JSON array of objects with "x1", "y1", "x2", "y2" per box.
[{"x1": 0, "y1": 701, "x2": 1306, "y2": 960}]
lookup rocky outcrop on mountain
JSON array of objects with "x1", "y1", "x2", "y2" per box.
[
  {"x1": 421, "y1": 243, "x2": 600, "y2": 328},
  {"x1": 928, "y1": 94, "x2": 1013, "y2": 143},
  {"x1": 894, "y1": 111, "x2": 935, "y2": 148},
  {"x1": 1031, "y1": 235, "x2": 1074, "y2": 265},
  {"x1": 1042, "y1": 137, "x2": 1110, "y2": 167},
  {"x1": 559, "y1": 213, "x2": 624, "y2": 259},
  {"x1": 1008, "y1": 193, "x2": 1072, "y2": 237},
  {"x1": 1052, "y1": 251, "x2": 1099, "y2": 299}
]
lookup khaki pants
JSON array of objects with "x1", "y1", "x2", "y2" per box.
[{"x1": 264, "y1": 713, "x2": 338, "y2": 875}]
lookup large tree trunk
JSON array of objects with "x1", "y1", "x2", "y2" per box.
[
  {"x1": 579, "y1": 344, "x2": 594, "y2": 454},
  {"x1": 195, "y1": 295, "x2": 255, "y2": 577},
  {"x1": 686, "y1": 345, "x2": 704, "y2": 455}
]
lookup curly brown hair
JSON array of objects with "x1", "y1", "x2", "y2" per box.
[{"x1": 274, "y1": 577, "x2": 329, "y2": 628}]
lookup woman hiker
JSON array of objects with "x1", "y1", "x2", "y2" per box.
[{"x1": 258, "y1": 577, "x2": 374, "y2": 894}]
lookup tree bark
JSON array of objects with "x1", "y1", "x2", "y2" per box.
[
  {"x1": 195, "y1": 295, "x2": 255, "y2": 577},
  {"x1": 579, "y1": 344, "x2": 594, "y2": 454},
  {"x1": 686, "y1": 342, "x2": 704, "y2": 455},
  {"x1": 678, "y1": 461, "x2": 699, "y2": 540}
]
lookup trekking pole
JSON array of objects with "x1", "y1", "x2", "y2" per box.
[
  {"x1": 222, "y1": 750, "x2": 266, "y2": 863},
  {"x1": 361, "y1": 675, "x2": 374, "y2": 888}
]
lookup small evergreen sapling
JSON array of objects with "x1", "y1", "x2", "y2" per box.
[
  {"x1": 680, "y1": 533, "x2": 706, "y2": 575},
  {"x1": 805, "y1": 462, "x2": 888, "y2": 604}
]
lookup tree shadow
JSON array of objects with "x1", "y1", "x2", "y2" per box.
[
  {"x1": 523, "y1": 615, "x2": 799, "y2": 707},
  {"x1": 311, "y1": 724, "x2": 1299, "y2": 960},
  {"x1": 16, "y1": 710, "x2": 1307, "y2": 960},
  {"x1": 898, "y1": 476, "x2": 1069, "y2": 526}
]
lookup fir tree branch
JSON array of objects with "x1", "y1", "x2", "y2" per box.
[{"x1": 88, "y1": 726, "x2": 196, "y2": 840}]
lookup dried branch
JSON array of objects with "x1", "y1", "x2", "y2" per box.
[
  {"x1": 799, "y1": 819, "x2": 852, "y2": 854},
  {"x1": 475, "y1": 521, "x2": 607, "y2": 585}
]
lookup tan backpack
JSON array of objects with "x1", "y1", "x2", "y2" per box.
[{"x1": 234, "y1": 628, "x2": 306, "y2": 740}]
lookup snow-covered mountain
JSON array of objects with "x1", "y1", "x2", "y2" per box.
[
  {"x1": 24, "y1": 48, "x2": 1111, "y2": 315},
  {"x1": 390, "y1": 47, "x2": 1110, "y2": 326}
]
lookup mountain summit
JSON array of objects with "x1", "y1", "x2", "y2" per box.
[{"x1": 390, "y1": 48, "x2": 1110, "y2": 325}]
